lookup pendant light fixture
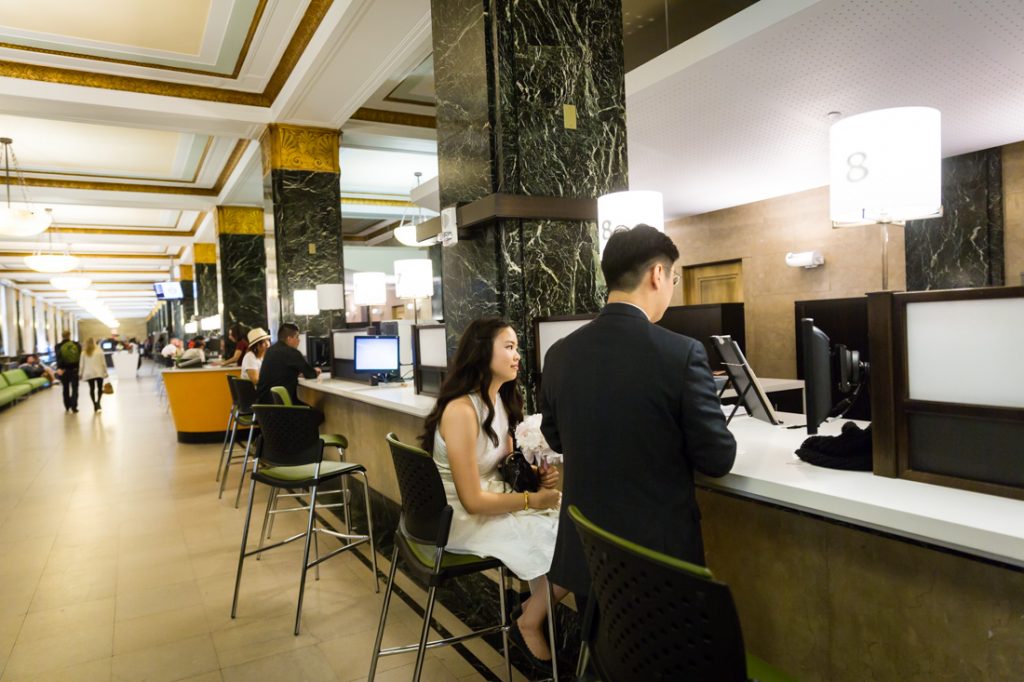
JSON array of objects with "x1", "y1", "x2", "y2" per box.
[
  {"x1": 24, "y1": 211, "x2": 78, "y2": 272},
  {"x1": 0, "y1": 138, "x2": 52, "y2": 237},
  {"x1": 394, "y1": 172, "x2": 436, "y2": 246}
]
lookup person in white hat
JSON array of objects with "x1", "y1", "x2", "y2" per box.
[{"x1": 240, "y1": 327, "x2": 271, "y2": 383}]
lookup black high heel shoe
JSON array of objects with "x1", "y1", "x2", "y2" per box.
[{"x1": 509, "y1": 610, "x2": 553, "y2": 675}]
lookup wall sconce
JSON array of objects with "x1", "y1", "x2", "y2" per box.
[
  {"x1": 785, "y1": 251, "x2": 825, "y2": 269},
  {"x1": 596, "y1": 190, "x2": 665, "y2": 256}
]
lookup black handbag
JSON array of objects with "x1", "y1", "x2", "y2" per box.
[{"x1": 500, "y1": 433, "x2": 540, "y2": 493}]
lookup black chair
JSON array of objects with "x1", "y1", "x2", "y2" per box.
[
  {"x1": 368, "y1": 433, "x2": 513, "y2": 682},
  {"x1": 230, "y1": 377, "x2": 262, "y2": 507},
  {"x1": 568, "y1": 505, "x2": 792, "y2": 682},
  {"x1": 215, "y1": 374, "x2": 240, "y2": 482},
  {"x1": 217, "y1": 376, "x2": 256, "y2": 502},
  {"x1": 231, "y1": 404, "x2": 379, "y2": 636}
]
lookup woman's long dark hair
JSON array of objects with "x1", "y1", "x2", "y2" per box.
[{"x1": 420, "y1": 317, "x2": 524, "y2": 452}]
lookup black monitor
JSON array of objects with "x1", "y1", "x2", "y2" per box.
[
  {"x1": 153, "y1": 281, "x2": 184, "y2": 300},
  {"x1": 354, "y1": 336, "x2": 400, "y2": 374},
  {"x1": 306, "y1": 336, "x2": 330, "y2": 368},
  {"x1": 800, "y1": 318, "x2": 868, "y2": 435}
]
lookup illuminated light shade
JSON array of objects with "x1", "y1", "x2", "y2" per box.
[
  {"x1": 0, "y1": 138, "x2": 52, "y2": 237},
  {"x1": 69, "y1": 289, "x2": 98, "y2": 300},
  {"x1": 51, "y1": 275, "x2": 92, "y2": 290},
  {"x1": 293, "y1": 289, "x2": 319, "y2": 316},
  {"x1": 596, "y1": 190, "x2": 665, "y2": 256},
  {"x1": 394, "y1": 259, "x2": 433, "y2": 300},
  {"x1": 352, "y1": 272, "x2": 386, "y2": 306},
  {"x1": 829, "y1": 107, "x2": 942, "y2": 225},
  {"x1": 184, "y1": 321, "x2": 198, "y2": 334},
  {"x1": 316, "y1": 283, "x2": 345, "y2": 310},
  {"x1": 200, "y1": 314, "x2": 220, "y2": 331},
  {"x1": 25, "y1": 254, "x2": 77, "y2": 273}
]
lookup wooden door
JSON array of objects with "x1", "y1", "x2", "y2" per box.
[{"x1": 683, "y1": 260, "x2": 743, "y2": 305}]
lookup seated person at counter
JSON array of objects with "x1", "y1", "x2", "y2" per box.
[
  {"x1": 161, "y1": 338, "x2": 183, "y2": 359},
  {"x1": 19, "y1": 354, "x2": 56, "y2": 384},
  {"x1": 177, "y1": 338, "x2": 206, "y2": 368},
  {"x1": 214, "y1": 325, "x2": 249, "y2": 367},
  {"x1": 420, "y1": 317, "x2": 563, "y2": 669},
  {"x1": 540, "y1": 225, "x2": 737, "y2": 608},
  {"x1": 240, "y1": 327, "x2": 270, "y2": 382},
  {"x1": 256, "y1": 323, "x2": 319, "y2": 404}
]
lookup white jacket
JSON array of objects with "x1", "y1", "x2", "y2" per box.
[{"x1": 79, "y1": 350, "x2": 109, "y2": 381}]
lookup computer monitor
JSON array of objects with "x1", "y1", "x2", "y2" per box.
[
  {"x1": 710, "y1": 335, "x2": 780, "y2": 425},
  {"x1": 800, "y1": 318, "x2": 869, "y2": 435},
  {"x1": 354, "y1": 336, "x2": 400, "y2": 374},
  {"x1": 306, "y1": 336, "x2": 330, "y2": 368},
  {"x1": 153, "y1": 281, "x2": 184, "y2": 300}
]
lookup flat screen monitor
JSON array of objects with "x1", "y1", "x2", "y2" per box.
[
  {"x1": 153, "y1": 281, "x2": 184, "y2": 300},
  {"x1": 354, "y1": 336, "x2": 400, "y2": 373},
  {"x1": 710, "y1": 335, "x2": 780, "y2": 425},
  {"x1": 801, "y1": 318, "x2": 833, "y2": 435}
]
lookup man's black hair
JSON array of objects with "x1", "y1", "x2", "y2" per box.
[
  {"x1": 601, "y1": 224, "x2": 679, "y2": 292},
  {"x1": 278, "y1": 323, "x2": 300, "y2": 340}
]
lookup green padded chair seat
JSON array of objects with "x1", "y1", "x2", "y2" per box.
[
  {"x1": 746, "y1": 653, "x2": 794, "y2": 682},
  {"x1": 253, "y1": 460, "x2": 364, "y2": 487},
  {"x1": 319, "y1": 433, "x2": 348, "y2": 449},
  {"x1": 396, "y1": 532, "x2": 502, "y2": 586},
  {"x1": 0, "y1": 388, "x2": 21, "y2": 406},
  {"x1": 2, "y1": 369, "x2": 28, "y2": 386},
  {"x1": 25, "y1": 377, "x2": 49, "y2": 390},
  {"x1": 1, "y1": 384, "x2": 31, "y2": 399}
]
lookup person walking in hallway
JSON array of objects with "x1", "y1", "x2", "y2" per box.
[
  {"x1": 79, "y1": 337, "x2": 109, "y2": 412},
  {"x1": 55, "y1": 330, "x2": 81, "y2": 413},
  {"x1": 540, "y1": 225, "x2": 737, "y2": 605}
]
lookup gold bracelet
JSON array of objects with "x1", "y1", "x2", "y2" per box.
[{"x1": 523, "y1": 491, "x2": 530, "y2": 511}]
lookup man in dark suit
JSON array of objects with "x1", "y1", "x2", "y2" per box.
[
  {"x1": 540, "y1": 225, "x2": 737, "y2": 598},
  {"x1": 256, "y1": 323, "x2": 319, "y2": 405}
]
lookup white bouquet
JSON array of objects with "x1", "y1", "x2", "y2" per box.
[{"x1": 514, "y1": 413, "x2": 561, "y2": 464}]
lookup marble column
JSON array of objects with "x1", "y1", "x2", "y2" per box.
[
  {"x1": 432, "y1": 0, "x2": 628, "y2": 402},
  {"x1": 215, "y1": 206, "x2": 268, "y2": 335},
  {"x1": 260, "y1": 124, "x2": 345, "y2": 336},
  {"x1": 905, "y1": 147, "x2": 1005, "y2": 290},
  {"x1": 177, "y1": 264, "x2": 196, "y2": 323},
  {"x1": 193, "y1": 244, "x2": 220, "y2": 320}
]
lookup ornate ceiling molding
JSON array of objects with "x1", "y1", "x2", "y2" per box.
[
  {"x1": 349, "y1": 107, "x2": 436, "y2": 129},
  {"x1": 260, "y1": 123, "x2": 339, "y2": 174}
]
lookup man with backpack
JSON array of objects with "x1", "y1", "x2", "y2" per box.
[{"x1": 55, "y1": 330, "x2": 81, "y2": 413}]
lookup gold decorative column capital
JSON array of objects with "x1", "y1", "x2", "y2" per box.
[
  {"x1": 194, "y1": 243, "x2": 217, "y2": 264},
  {"x1": 260, "y1": 124, "x2": 340, "y2": 175},
  {"x1": 178, "y1": 264, "x2": 194, "y2": 280},
  {"x1": 215, "y1": 206, "x2": 264, "y2": 235}
]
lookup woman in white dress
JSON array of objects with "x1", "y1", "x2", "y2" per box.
[
  {"x1": 239, "y1": 327, "x2": 270, "y2": 382},
  {"x1": 420, "y1": 317, "x2": 565, "y2": 669}
]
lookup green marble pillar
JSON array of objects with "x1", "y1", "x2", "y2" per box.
[{"x1": 215, "y1": 206, "x2": 269, "y2": 335}]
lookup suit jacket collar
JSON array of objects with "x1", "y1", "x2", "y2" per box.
[{"x1": 600, "y1": 302, "x2": 650, "y2": 321}]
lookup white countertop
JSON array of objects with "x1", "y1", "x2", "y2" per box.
[
  {"x1": 704, "y1": 413, "x2": 1024, "y2": 567},
  {"x1": 299, "y1": 376, "x2": 435, "y2": 418},
  {"x1": 161, "y1": 365, "x2": 238, "y2": 374}
]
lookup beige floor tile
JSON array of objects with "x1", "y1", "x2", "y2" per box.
[
  {"x1": 219, "y1": 643, "x2": 337, "y2": 682},
  {"x1": 317, "y1": 617, "x2": 427, "y2": 681},
  {"x1": 0, "y1": 655, "x2": 113, "y2": 682},
  {"x1": 29, "y1": 566, "x2": 118, "y2": 612},
  {"x1": 115, "y1": 580, "x2": 204, "y2": 622},
  {"x1": 177, "y1": 672, "x2": 223, "y2": 682},
  {"x1": 110, "y1": 633, "x2": 219, "y2": 682},
  {"x1": 17, "y1": 597, "x2": 115, "y2": 643},
  {"x1": 354, "y1": 657, "x2": 462, "y2": 682},
  {"x1": 0, "y1": 576, "x2": 40, "y2": 620},
  {"x1": 211, "y1": 608, "x2": 320, "y2": 669},
  {"x1": 112, "y1": 604, "x2": 210, "y2": 655},
  {"x1": 116, "y1": 557, "x2": 196, "y2": 594},
  {"x1": 2, "y1": 628, "x2": 113, "y2": 678},
  {"x1": 0, "y1": 614, "x2": 24, "y2": 672}
]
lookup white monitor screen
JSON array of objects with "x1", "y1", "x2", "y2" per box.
[
  {"x1": 153, "y1": 281, "x2": 184, "y2": 300},
  {"x1": 354, "y1": 336, "x2": 400, "y2": 372}
]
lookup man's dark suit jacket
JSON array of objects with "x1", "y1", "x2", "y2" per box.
[
  {"x1": 540, "y1": 303, "x2": 737, "y2": 596},
  {"x1": 256, "y1": 341, "x2": 317, "y2": 405}
]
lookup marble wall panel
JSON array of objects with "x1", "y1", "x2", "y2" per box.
[
  {"x1": 217, "y1": 234, "x2": 268, "y2": 331},
  {"x1": 194, "y1": 263, "x2": 219, "y2": 319},
  {"x1": 266, "y1": 169, "x2": 345, "y2": 336},
  {"x1": 906, "y1": 147, "x2": 1004, "y2": 290}
]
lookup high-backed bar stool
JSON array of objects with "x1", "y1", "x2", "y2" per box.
[
  {"x1": 217, "y1": 376, "x2": 257, "y2": 501},
  {"x1": 232, "y1": 403, "x2": 379, "y2": 635},
  {"x1": 216, "y1": 374, "x2": 240, "y2": 482},
  {"x1": 369, "y1": 433, "x2": 520, "y2": 682},
  {"x1": 568, "y1": 505, "x2": 792, "y2": 682}
]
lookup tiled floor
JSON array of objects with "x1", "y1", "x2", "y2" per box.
[{"x1": 0, "y1": 366, "x2": 527, "y2": 681}]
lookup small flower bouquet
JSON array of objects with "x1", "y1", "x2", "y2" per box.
[{"x1": 514, "y1": 413, "x2": 561, "y2": 465}]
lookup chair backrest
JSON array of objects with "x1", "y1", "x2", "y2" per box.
[
  {"x1": 251, "y1": 405, "x2": 324, "y2": 467},
  {"x1": 270, "y1": 385, "x2": 293, "y2": 406},
  {"x1": 385, "y1": 433, "x2": 452, "y2": 548},
  {"x1": 225, "y1": 374, "x2": 241, "y2": 408},
  {"x1": 232, "y1": 375, "x2": 259, "y2": 413},
  {"x1": 3, "y1": 369, "x2": 28, "y2": 386},
  {"x1": 568, "y1": 505, "x2": 749, "y2": 682}
]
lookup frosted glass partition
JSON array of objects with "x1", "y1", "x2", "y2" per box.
[
  {"x1": 538, "y1": 318, "x2": 592, "y2": 372},
  {"x1": 906, "y1": 297, "x2": 1024, "y2": 408},
  {"x1": 332, "y1": 329, "x2": 368, "y2": 361},
  {"x1": 417, "y1": 327, "x2": 448, "y2": 368}
]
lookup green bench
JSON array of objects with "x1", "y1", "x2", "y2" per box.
[{"x1": 0, "y1": 369, "x2": 48, "y2": 408}]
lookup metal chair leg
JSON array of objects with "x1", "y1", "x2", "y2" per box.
[
  {"x1": 230, "y1": 473, "x2": 259, "y2": 619},
  {"x1": 357, "y1": 471, "x2": 380, "y2": 592},
  {"x1": 216, "y1": 408, "x2": 236, "y2": 481},
  {"x1": 546, "y1": 579, "x2": 560, "y2": 681},
  {"x1": 368, "y1": 545, "x2": 400, "y2": 681},
  {"x1": 257, "y1": 487, "x2": 277, "y2": 560},
  {"x1": 413, "y1": 584, "x2": 439, "y2": 682},
  {"x1": 219, "y1": 418, "x2": 240, "y2": 498},
  {"x1": 234, "y1": 426, "x2": 257, "y2": 508},
  {"x1": 266, "y1": 486, "x2": 283, "y2": 539},
  {"x1": 313, "y1": 524, "x2": 321, "y2": 581},
  {"x1": 498, "y1": 566, "x2": 513, "y2": 682},
  {"x1": 293, "y1": 482, "x2": 319, "y2": 636}
]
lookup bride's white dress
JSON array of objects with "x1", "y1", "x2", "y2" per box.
[{"x1": 432, "y1": 393, "x2": 558, "y2": 580}]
